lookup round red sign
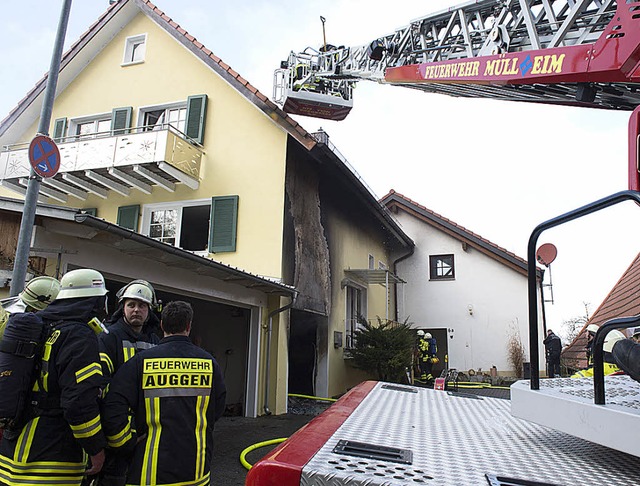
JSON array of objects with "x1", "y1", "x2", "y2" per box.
[{"x1": 28, "y1": 134, "x2": 60, "y2": 178}]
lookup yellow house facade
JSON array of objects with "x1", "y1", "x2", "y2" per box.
[{"x1": 0, "y1": 0, "x2": 412, "y2": 414}]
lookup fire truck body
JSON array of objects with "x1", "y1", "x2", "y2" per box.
[{"x1": 247, "y1": 381, "x2": 640, "y2": 485}]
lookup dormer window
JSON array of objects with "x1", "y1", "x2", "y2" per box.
[{"x1": 123, "y1": 34, "x2": 146, "y2": 65}]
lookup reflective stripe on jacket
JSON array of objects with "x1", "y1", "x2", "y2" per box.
[
  {"x1": 0, "y1": 301, "x2": 106, "y2": 486},
  {"x1": 103, "y1": 335, "x2": 226, "y2": 486}
]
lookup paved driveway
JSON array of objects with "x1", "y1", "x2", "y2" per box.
[{"x1": 212, "y1": 413, "x2": 318, "y2": 485}]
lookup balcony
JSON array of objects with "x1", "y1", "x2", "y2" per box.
[{"x1": 0, "y1": 125, "x2": 202, "y2": 203}]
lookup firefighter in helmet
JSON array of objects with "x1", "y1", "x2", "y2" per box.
[
  {"x1": 585, "y1": 323, "x2": 599, "y2": 366},
  {"x1": 0, "y1": 276, "x2": 61, "y2": 442},
  {"x1": 0, "y1": 269, "x2": 108, "y2": 484},
  {"x1": 416, "y1": 330, "x2": 438, "y2": 386},
  {"x1": 571, "y1": 329, "x2": 625, "y2": 378},
  {"x1": 0, "y1": 276, "x2": 61, "y2": 338},
  {"x1": 95, "y1": 279, "x2": 161, "y2": 485}
]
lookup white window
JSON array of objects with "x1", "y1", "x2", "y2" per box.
[
  {"x1": 123, "y1": 34, "x2": 147, "y2": 65},
  {"x1": 378, "y1": 261, "x2": 387, "y2": 270},
  {"x1": 142, "y1": 201, "x2": 211, "y2": 252},
  {"x1": 139, "y1": 104, "x2": 187, "y2": 133},
  {"x1": 345, "y1": 284, "x2": 367, "y2": 349},
  {"x1": 70, "y1": 115, "x2": 111, "y2": 139},
  {"x1": 368, "y1": 254, "x2": 375, "y2": 270}
]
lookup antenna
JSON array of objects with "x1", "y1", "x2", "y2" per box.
[
  {"x1": 536, "y1": 243, "x2": 557, "y2": 304},
  {"x1": 320, "y1": 16, "x2": 327, "y2": 53}
]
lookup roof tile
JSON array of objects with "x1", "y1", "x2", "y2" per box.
[
  {"x1": 562, "y1": 251, "x2": 640, "y2": 368},
  {"x1": 382, "y1": 190, "x2": 528, "y2": 268}
]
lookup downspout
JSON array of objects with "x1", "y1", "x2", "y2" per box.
[
  {"x1": 263, "y1": 295, "x2": 297, "y2": 415},
  {"x1": 392, "y1": 246, "x2": 415, "y2": 322}
]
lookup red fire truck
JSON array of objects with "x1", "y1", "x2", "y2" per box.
[{"x1": 251, "y1": 1, "x2": 640, "y2": 484}]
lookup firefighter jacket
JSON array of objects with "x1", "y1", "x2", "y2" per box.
[
  {"x1": 0, "y1": 297, "x2": 107, "y2": 486},
  {"x1": 102, "y1": 335, "x2": 226, "y2": 486},
  {"x1": 571, "y1": 351, "x2": 621, "y2": 378},
  {"x1": 98, "y1": 316, "x2": 160, "y2": 384},
  {"x1": 418, "y1": 337, "x2": 437, "y2": 362}
]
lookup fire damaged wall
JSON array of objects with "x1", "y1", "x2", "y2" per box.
[{"x1": 284, "y1": 147, "x2": 332, "y2": 317}]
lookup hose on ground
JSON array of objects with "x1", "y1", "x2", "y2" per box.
[
  {"x1": 288, "y1": 393, "x2": 337, "y2": 402},
  {"x1": 240, "y1": 438, "x2": 287, "y2": 470}
]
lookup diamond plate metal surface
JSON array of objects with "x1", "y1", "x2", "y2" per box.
[
  {"x1": 300, "y1": 382, "x2": 640, "y2": 486},
  {"x1": 532, "y1": 376, "x2": 640, "y2": 410},
  {"x1": 511, "y1": 375, "x2": 640, "y2": 457}
]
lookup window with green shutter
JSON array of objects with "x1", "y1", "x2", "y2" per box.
[
  {"x1": 117, "y1": 205, "x2": 140, "y2": 231},
  {"x1": 52, "y1": 118, "x2": 67, "y2": 141},
  {"x1": 185, "y1": 95, "x2": 207, "y2": 144},
  {"x1": 111, "y1": 107, "x2": 133, "y2": 135},
  {"x1": 209, "y1": 196, "x2": 238, "y2": 253}
]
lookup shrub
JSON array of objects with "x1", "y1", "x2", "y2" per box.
[
  {"x1": 348, "y1": 316, "x2": 414, "y2": 383},
  {"x1": 507, "y1": 327, "x2": 526, "y2": 378}
]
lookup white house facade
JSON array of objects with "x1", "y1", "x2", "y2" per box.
[{"x1": 383, "y1": 191, "x2": 545, "y2": 377}]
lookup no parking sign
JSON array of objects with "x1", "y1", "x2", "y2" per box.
[{"x1": 28, "y1": 134, "x2": 60, "y2": 178}]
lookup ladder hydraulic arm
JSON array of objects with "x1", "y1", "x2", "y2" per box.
[{"x1": 274, "y1": 0, "x2": 640, "y2": 183}]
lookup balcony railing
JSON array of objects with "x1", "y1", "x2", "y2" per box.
[{"x1": 0, "y1": 125, "x2": 202, "y2": 202}]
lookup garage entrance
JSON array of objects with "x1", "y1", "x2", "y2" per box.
[{"x1": 105, "y1": 280, "x2": 251, "y2": 416}]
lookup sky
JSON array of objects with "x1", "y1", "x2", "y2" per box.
[{"x1": 1, "y1": 0, "x2": 638, "y2": 343}]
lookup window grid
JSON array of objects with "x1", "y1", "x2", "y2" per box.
[
  {"x1": 149, "y1": 209, "x2": 177, "y2": 246},
  {"x1": 430, "y1": 254, "x2": 455, "y2": 280},
  {"x1": 143, "y1": 107, "x2": 187, "y2": 133}
]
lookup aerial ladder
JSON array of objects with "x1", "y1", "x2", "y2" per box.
[
  {"x1": 274, "y1": 0, "x2": 640, "y2": 188},
  {"x1": 258, "y1": 1, "x2": 640, "y2": 484}
]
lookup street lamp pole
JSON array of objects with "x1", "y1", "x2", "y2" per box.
[{"x1": 10, "y1": 0, "x2": 73, "y2": 296}]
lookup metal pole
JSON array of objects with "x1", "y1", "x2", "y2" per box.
[
  {"x1": 10, "y1": 0, "x2": 73, "y2": 296},
  {"x1": 320, "y1": 16, "x2": 327, "y2": 52}
]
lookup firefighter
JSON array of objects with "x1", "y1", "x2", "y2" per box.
[
  {"x1": 98, "y1": 279, "x2": 161, "y2": 383},
  {"x1": 416, "y1": 330, "x2": 438, "y2": 385},
  {"x1": 0, "y1": 276, "x2": 61, "y2": 338},
  {"x1": 102, "y1": 301, "x2": 226, "y2": 486},
  {"x1": 94, "y1": 280, "x2": 161, "y2": 486},
  {"x1": 543, "y1": 329, "x2": 562, "y2": 378},
  {"x1": 585, "y1": 324, "x2": 599, "y2": 366},
  {"x1": 0, "y1": 276, "x2": 61, "y2": 442},
  {"x1": 571, "y1": 330, "x2": 625, "y2": 378},
  {"x1": 0, "y1": 268, "x2": 108, "y2": 485}
]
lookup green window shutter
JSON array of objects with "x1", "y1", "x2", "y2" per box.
[
  {"x1": 52, "y1": 118, "x2": 67, "y2": 141},
  {"x1": 185, "y1": 94, "x2": 207, "y2": 144},
  {"x1": 117, "y1": 205, "x2": 139, "y2": 231},
  {"x1": 209, "y1": 196, "x2": 238, "y2": 253},
  {"x1": 82, "y1": 208, "x2": 97, "y2": 217},
  {"x1": 111, "y1": 107, "x2": 133, "y2": 135}
]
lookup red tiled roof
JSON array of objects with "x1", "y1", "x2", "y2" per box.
[
  {"x1": 562, "y1": 251, "x2": 640, "y2": 367},
  {"x1": 380, "y1": 189, "x2": 531, "y2": 276}
]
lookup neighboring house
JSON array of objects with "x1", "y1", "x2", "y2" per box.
[
  {"x1": 0, "y1": 0, "x2": 412, "y2": 414},
  {"x1": 381, "y1": 190, "x2": 545, "y2": 377},
  {"x1": 562, "y1": 251, "x2": 640, "y2": 371}
]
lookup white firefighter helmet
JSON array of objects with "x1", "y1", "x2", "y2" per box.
[
  {"x1": 19, "y1": 276, "x2": 61, "y2": 311},
  {"x1": 586, "y1": 324, "x2": 599, "y2": 334},
  {"x1": 603, "y1": 330, "x2": 626, "y2": 353},
  {"x1": 417, "y1": 330, "x2": 425, "y2": 337},
  {"x1": 57, "y1": 269, "x2": 107, "y2": 300},
  {"x1": 117, "y1": 280, "x2": 157, "y2": 308},
  {"x1": 425, "y1": 332, "x2": 432, "y2": 339}
]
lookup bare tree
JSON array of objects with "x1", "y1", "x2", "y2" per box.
[{"x1": 560, "y1": 301, "x2": 591, "y2": 344}]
